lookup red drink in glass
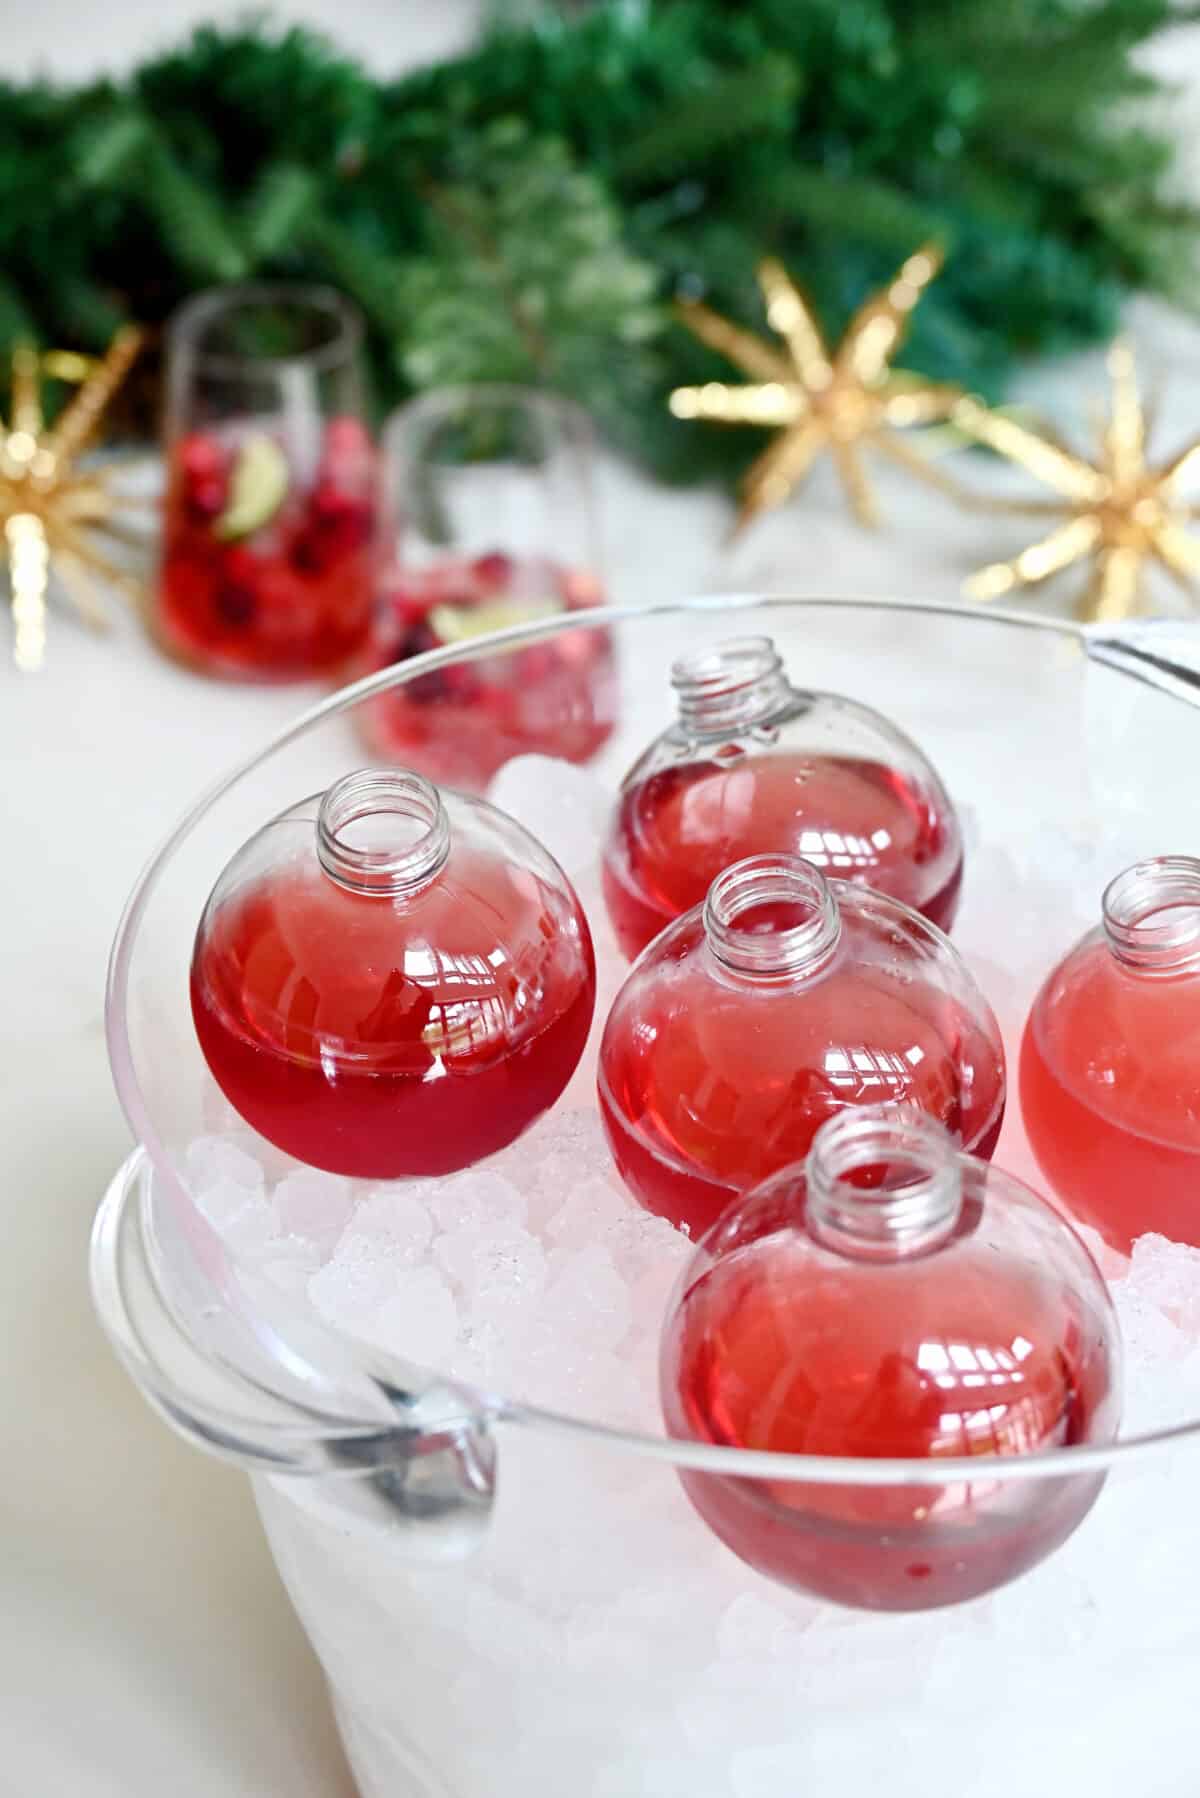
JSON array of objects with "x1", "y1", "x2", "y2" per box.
[
  {"x1": 1021, "y1": 857, "x2": 1200, "y2": 1252},
  {"x1": 159, "y1": 418, "x2": 375, "y2": 678},
  {"x1": 599, "y1": 856, "x2": 1004, "y2": 1240},
  {"x1": 370, "y1": 387, "x2": 611, "y2": 788},
  {"x1": 159, "y1": 284, "x2": 376, "y2": 680},
  {"x1": 356, "y1": 551, "x2": 615, "y2": 790},
  {"x1": 662, "y1": 1109, "x2": 1120, "y2": 1611},
  {"x1": 603, "y1": 751, "x2": 962, "y2": 961},
  {"x1": 191, "y1": 770, "x2": 595, "y2": 1179},
  {"x1": 602, "y1": 637, "x2": 963, "y2": 961}
]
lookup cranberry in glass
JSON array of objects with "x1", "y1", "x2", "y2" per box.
[
  {"x1": 601, "y1": 636, "x2": 963, "y2": 961},
  {"x1": 160, "y1": 416, "x2": 376, "y2": 678},
  {"x1": 1022, "y1": 856, "x2": 1200, "y2": 1253},
  {"x1": 598, "y1": 853, "x2": 1005, "y2": 1239},
  {"x1": 191, "y1": 769, "x2": 596, "y2": 1179},
  {"x1": 661, "y1": 1106, "x2": 1121, "y2": 1611},
  {"x1": 355, "y1": 553, "x2": 615, "y2": 791},
  {"x1": 358, "y1": 385, "x2": 613, "y2": 789}
]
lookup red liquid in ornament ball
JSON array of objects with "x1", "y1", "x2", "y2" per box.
[
  {"x1": 599, "y1": 918, "x2": 1004, "y2": 1240},
  {"x1": 1021, "y1": 941, "x2": 1200, "y2": 1252},
  {"x1": 663, "y1": 1224, "x2": 1113, "y2": 1610},
  {"x1": 602, "y1": 753, "x2": 962, "y2": 961},
  {"x1": 191, "y1": 848, "x2": 595, "y2": 1178},
  {"x1": 159, "y1": 418, "x2": 376, "y2": 679},
  {"x1": 355, "y1": 553, "x2": 616, "y2": 791}
]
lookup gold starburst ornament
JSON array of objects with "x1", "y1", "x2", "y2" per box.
[
  {"x1": 1, "y1": 326, "x2": 145, "y2": 671},
  {"x1": 669, "y1": 245, "x2": 961, "y2": 532},
  {"x1": 955, "y1": 340, "x2": 1200, "y2": 622}
]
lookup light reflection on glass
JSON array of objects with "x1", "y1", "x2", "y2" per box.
[
  {"x1": 909, "y1": 1334, "x2": 1055, "y2": 1457},
  {"x1": 798, "y1": 825, "x2": 889, "y2": 873},
  {"x1": 821, "y1": 1043, "x2": 915, "y2": 1100}
]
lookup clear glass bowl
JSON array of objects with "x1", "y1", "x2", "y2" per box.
[{"x1": 95, "y1": 599, "x2": 1200, "y2": 1798}]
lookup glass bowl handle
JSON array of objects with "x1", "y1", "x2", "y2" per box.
[{"x1": 90, "y1": 1151, "x2": 496, "y2": 1557}]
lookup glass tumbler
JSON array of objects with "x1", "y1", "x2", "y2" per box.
[
  {"x1": 354, "y1": 385, "x2": 616, "y2": 790},
  {"x1": 157, "y1": 283, "x2": 377, "y2": 680}
]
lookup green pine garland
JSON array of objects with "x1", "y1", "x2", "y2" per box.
[{"x1": 2, "y1": 0, "x2": 1198, "y2": 486}]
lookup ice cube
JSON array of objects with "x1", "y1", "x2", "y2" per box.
[
  {"x1": 221, "y1": 1203, "x2": 280, "y2": 1259},
  {"x1": 1109, "y1": 1270, "x2": 1200, "y2": 1433},
  {"x1": 434, "y1": 1221, "x2": 548, "y2": 1309},
  {"x1": 523, "y1": 1149, "x2": 582, "y2": 1235},
  {"x1": 365, "y1": 1268, "x2": 460, "y2": 1366},
  {"x1": 192, "y1": 1164, "x2": 277, "y2": 1260},
  {"x1": 273, "y1": 1168, "x2": 354, "y2": 1244},
  {"x1": 547, "y1": 1174, "x2": 638, "y2": 1259},
  {"x1": 336, "y1": 1189, "x2": 435, "y2": 1267},
  {"x1": 488, "y1": 755, "x2": 611, "y2": 879},
  {"x1": 1128, "y1": 1232, "x2": 1200, "y2": 1340},
  {"x1": 516, "y1": 1109, "x2": 622, "y2": 1234},
  {"x1": 540, "y1": 1244, "x2": 632, "y2": 1354},
  {"x1": 307, "y1": 1254, "x2": 399, "y2": 1327},
  {"x1": 195, "y1": 1175, "x2": 261, "y2": 1233},
  {"x1": 430, "y1": 1168, "x2": 527, "y2": 1233},
  {"x1": 185, "y1": 1134, "x2": 264, "y2": 1196}
]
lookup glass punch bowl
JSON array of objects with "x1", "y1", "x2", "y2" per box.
[{"x1": 93, "y1": 598, "x2": 1200, "y2": 1798}]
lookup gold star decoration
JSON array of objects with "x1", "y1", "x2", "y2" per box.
[
  {"x1": 668, "y1": 245, "x2": 961, "y2": 533},
  {"x1": 1, "y1": 326, "x2": 146, "y2": 671},
  {"x1": 953, "y1": 340, "x2": 1200, "y2": 622}
]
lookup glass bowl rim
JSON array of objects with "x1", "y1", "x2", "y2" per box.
[{"x1": 104, "y1": 592, "x2": 1200, "y2": 1484}]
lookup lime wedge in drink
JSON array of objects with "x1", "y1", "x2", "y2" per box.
[
  {"x1": 428, "y1": 595, "x2": 562, "y2": 645},
  {"x1": 214, "y1": 436, "x2": 290, "y2": 541}
]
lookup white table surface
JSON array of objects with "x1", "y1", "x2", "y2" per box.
[{"x1": 6, "y1": 7, "x2": 1200, "y2": 1794}]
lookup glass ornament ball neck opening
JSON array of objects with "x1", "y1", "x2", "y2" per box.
[
  {"x1": 315, "y1": 769, "x2": 451, "y2": 896},
  {"x1": 804, "y1": 1105, "x2": 965, "y2": 1261},
  {"x1": 1101, "y1": 856, "x2": 1200, "y2": 975},
  {"x1": 601, "y1": 633, "x2": 964, "y2": 960},
  {"x1": 190, "y1": 765, "x2": 596, "y2": 1182},
  {"x1": 671, "y1": 636, "x2": 794, "y2": 735},
  {"x1": 702, "y1": 853, "x2": 843, "y2": 982},
  {"x1": 661, "y1": 1105, "x2": 1122, "y2": 1612},
  {"x1": 598, "y1": 852, "x2": 1005, "y2": 1240},
  {"x1": 1022, "y1": 854, "x2": 1200, "y2": 1252}
]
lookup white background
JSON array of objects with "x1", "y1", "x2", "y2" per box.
[{"x1": 5, "y1": 6, "x2": 1200, "y2": 1796}]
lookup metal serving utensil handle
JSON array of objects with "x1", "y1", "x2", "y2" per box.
[
  {"x1": 90, "y1": 1151, "x2": 497, "y2": 1556},
  {"x1": 1085, "y1": 619, "x2": 1200, "y2": 707}
]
